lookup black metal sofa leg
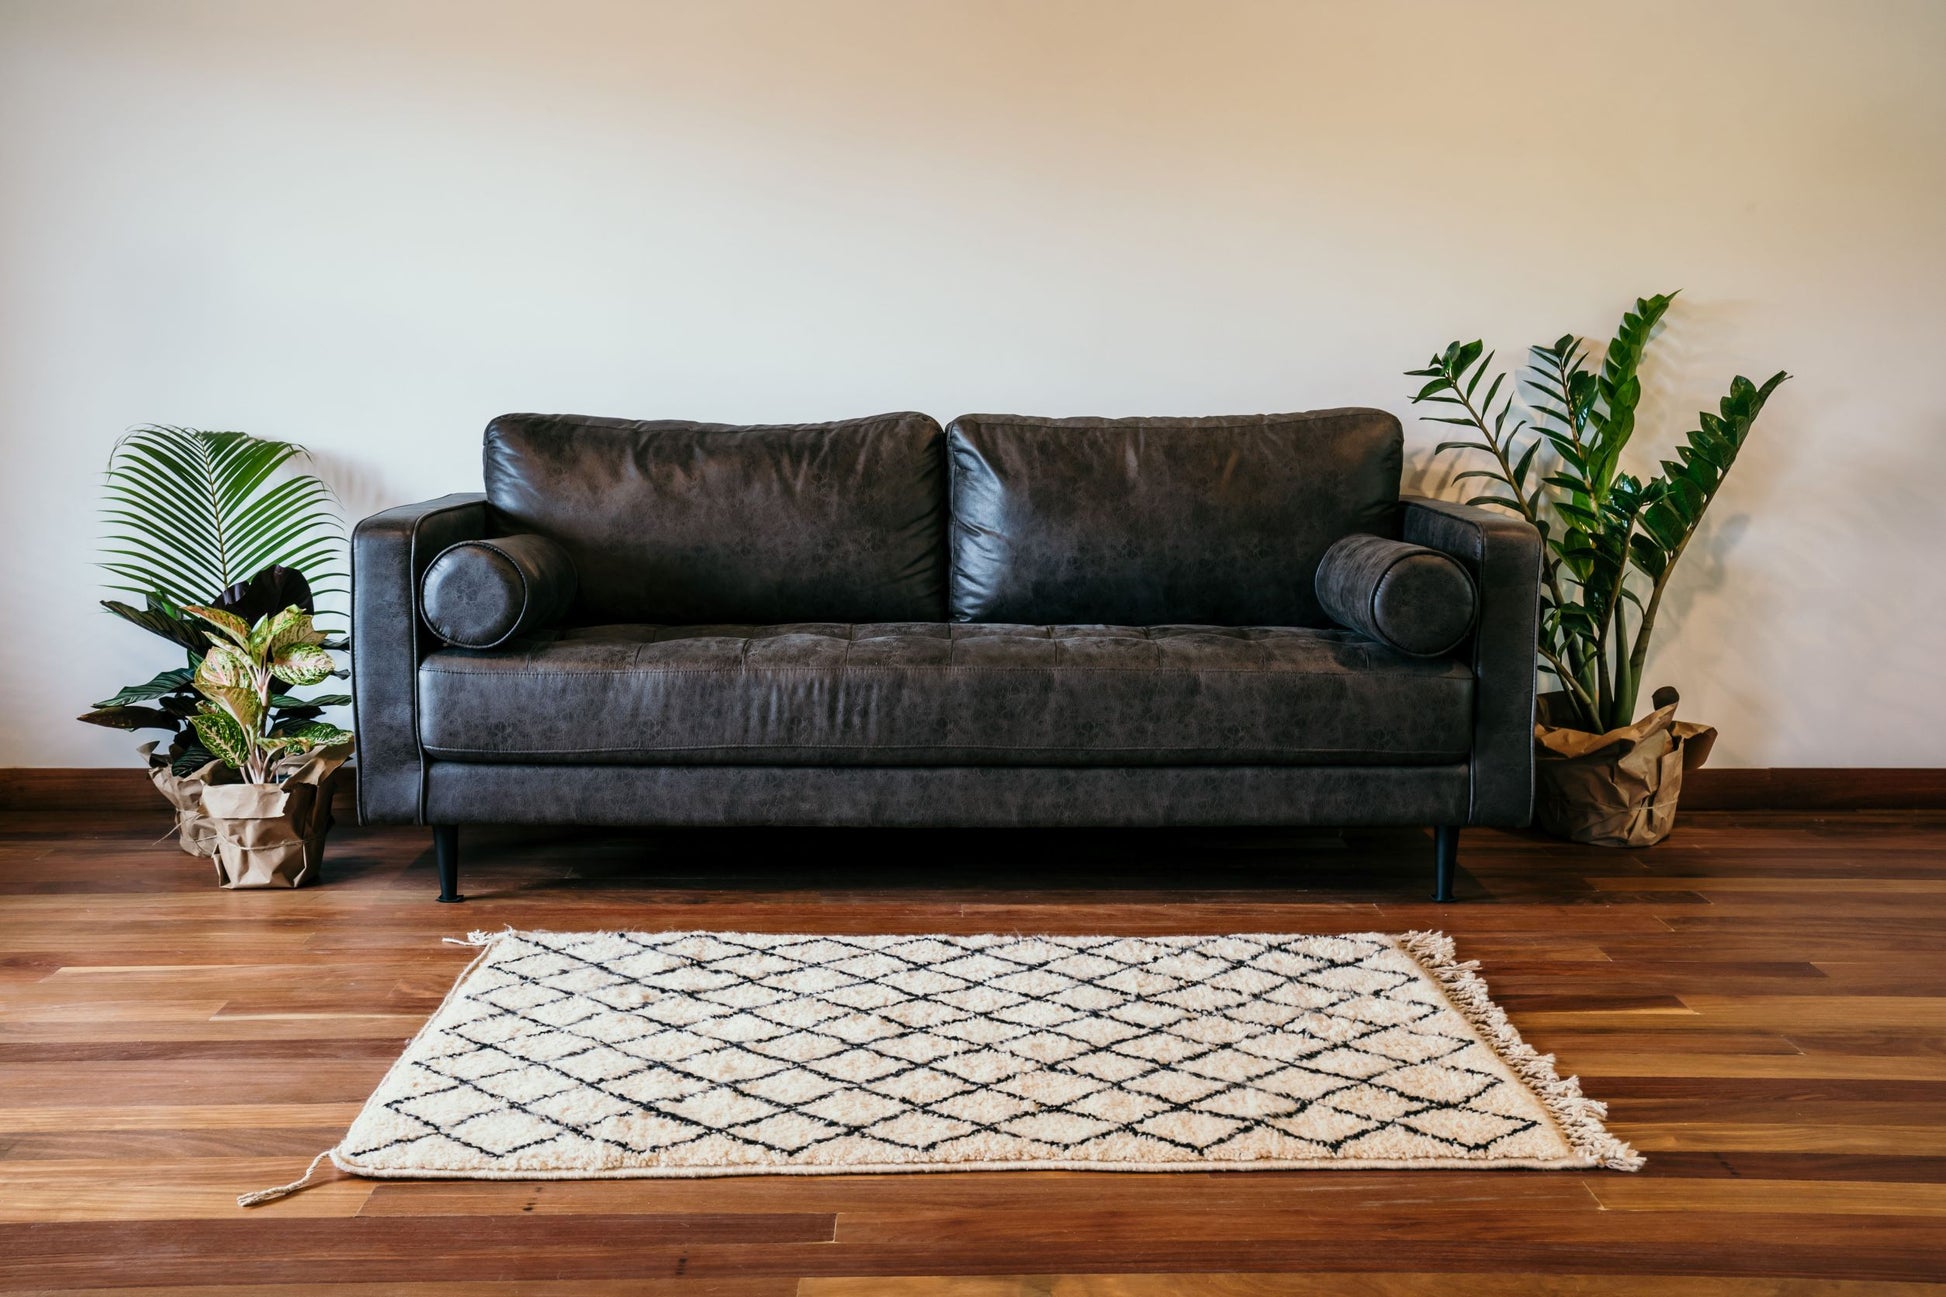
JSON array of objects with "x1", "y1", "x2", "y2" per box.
[
  {"x1": 434, "y1": 825, "x2": 463, "y2": 903},
  {"x1": 1432, "y1": 825, "x2": 1459, "y2": 902}
]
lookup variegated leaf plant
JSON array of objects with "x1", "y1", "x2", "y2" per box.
[{"x1": 184, "y1": 604, "x2": 352, "y2": 784}]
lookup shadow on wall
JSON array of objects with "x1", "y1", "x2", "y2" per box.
[{"x1": 308, "y1": 448, "x2": 394, "y2": 543}]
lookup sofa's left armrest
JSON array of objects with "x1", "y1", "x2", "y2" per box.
[
  {"x1": 352, "y1": 494, "x2": 488, "y2": 825},
  {"x1": 1400, "y1": 495, "x2": 1543, "y2": 827}
]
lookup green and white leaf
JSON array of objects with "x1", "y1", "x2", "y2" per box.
[
  {"x1": 182, "y1": 604, "x2": 253, "y2": 647},
  {"x1": 190, "y1": 707, "x2": 252, "y2": 769},
  {"x1": 269, "y1": 642, "x2": 334, "y2": 687},
  {"x1": 273, "y1": 720, "x2": 352, "y2": 750},
  {"x1": 195, "y1": 643, "x2": 255, "y2": 693},
  {"x1": 253, "y1": 605, "x2": 320, "y2": 659},
  {"x1": 200, "y1": 682, "x2": 264, "y2": 735}
]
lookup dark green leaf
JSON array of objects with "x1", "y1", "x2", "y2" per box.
[
  {"x1": 1512, "y1": 438, "x2": 1543, "y2": 488},
  {"x1": 1628, "y1": 533, "x2": 1668, "y2": 579},
  {"x1": 78, "y1": 705, "x2": 180, "y2": 732},
  {"x1": 271, "y1": 692, "x2": 351, "y2": 711},
  {"x1": 92, "y1": 667, "x2": 196, "y2": 708}
]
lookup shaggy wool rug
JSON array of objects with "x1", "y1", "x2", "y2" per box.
[{"x1": 244, "y1": 928, "x2": 1639, "y2": 1202}]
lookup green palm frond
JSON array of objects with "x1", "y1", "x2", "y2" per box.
[{"x1": 99, "y1": 425, "x2": 345, "y2": 608}]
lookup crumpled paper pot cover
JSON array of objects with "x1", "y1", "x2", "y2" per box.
[
  {"x1": 1534, "y1": 687, "x2": 1716, "y2": 848},
  {"x1": 139, "y1": 740, "x2": 236, "y2": 858},
  {"x1": 197, "y1": 743, "x2": 353, "y2": 889}
]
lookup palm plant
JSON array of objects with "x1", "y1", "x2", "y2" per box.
[
  {"x1": 1407, "y1": 295, "x2": 1788, "y2": 734},
  {"x1": 98, "y1": 424, "x2": 344, "y2": 604},
  {"x1": 79, "y1": 426, "x2": 349, "y2": 773}
]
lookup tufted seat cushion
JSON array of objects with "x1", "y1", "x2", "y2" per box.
[{"x1": 417, "y1": 623, "x2": 1473, "y2": 767}]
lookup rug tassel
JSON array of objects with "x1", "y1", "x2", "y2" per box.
[
  {"x1": 238, "y1": 1149, "x2": 335, "y2": 1208},
  {"x1": 1398, "y1": 930, "x2": 1645, "y2": 1172},
  {"x1": 444, "y1": 926, "x2": 515, "y2": 948}
]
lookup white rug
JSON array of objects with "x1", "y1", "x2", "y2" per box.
[{"x1": 273, "y1": 929, "x2": 1640, "y2": 1196}]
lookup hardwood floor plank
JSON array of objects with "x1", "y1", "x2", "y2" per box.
[{"x1": 1586, "y1": 1177, "x2": 1946, "y2": 1216}]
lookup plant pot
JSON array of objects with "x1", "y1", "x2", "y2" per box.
[
  {"x1": 1533, "y1": 687, "x2": 1717, "y2": 847},
  {"x1": 199, "y1": 744, "x2": 352, "y2": 889},
  {"x1": 138, "y1": 741, "x2": 237, "y2": 857}
]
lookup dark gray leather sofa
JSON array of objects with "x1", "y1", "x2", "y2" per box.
[{"x1": 352, "y1": 409, "x2": 1541, "y2": 902}]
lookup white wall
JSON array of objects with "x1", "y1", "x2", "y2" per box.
[{"x1": 3, "y1": 0, "x2": 1943, "y2": 767}]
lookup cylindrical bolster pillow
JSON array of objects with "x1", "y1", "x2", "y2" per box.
[
  {"x1": 419, "y1": 534, "x2": 578, "y2": 648},
  {"x1": 1315, "y1": 533, "x2": 1478, "y2": 657}
]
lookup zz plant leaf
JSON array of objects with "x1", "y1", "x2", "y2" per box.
[{"x1": 1407, "y1": 295, "x2": 1788, "y2": 734}]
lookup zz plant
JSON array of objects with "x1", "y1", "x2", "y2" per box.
[
  {"x1": 1407, "y1": 294, "x2": 1788, "y2": 734},
  {"x1": 184, "y1": 604, "x2": 351, "y2": 784}
]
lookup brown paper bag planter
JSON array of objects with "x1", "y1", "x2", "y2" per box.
[
  {"x1": 198, "y1": 744, "x2": 352, "y2": 889},
  {"x1": 1534, "y1": 687, "x2": 1717, "y2": 848},
  {"x1": 138, "y1": 741, "x2": 236, "y2": 858}
]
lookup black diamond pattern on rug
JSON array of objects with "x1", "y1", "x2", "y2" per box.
[{"x1": 338, "y1": 931, "x2": 1581, "y2": 1174}]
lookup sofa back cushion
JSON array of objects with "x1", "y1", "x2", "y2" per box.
[
  {"x1": 947, "y1": 409, "x2": 1401, "y2": 626},
  {"x1": 484, "y1": 411, "x2": 947, "y2": 624}
]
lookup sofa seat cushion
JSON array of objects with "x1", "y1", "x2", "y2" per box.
[{"x1": 418, "y1": 623, "x2": 1473, "y2": 767}]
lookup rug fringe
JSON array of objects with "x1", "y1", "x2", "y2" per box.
[
  {"x1": 1397, "y1": 930, "x2": 1644, "y2": 1172},
  {"x1": 238, "y1": 1149, "x2": 337, "y2": 1207},
  {"x1": 443, "y1": 926, "x2": 516, "y2": 948}
]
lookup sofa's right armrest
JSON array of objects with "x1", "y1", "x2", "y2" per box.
[
  {"x1": 352, "y1": 494, "x2": 488, "y2": 825},
  {"x1": 1400, "y1": 494, "x2": 1543, "y2": 828}
]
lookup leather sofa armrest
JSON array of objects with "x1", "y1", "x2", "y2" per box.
[
  {"x1": 1400, "y1": 495, "x2": 1543, "y2": 827},
  {"x1": 351, "y1": 494, "x2": 489, "y2": 824}
]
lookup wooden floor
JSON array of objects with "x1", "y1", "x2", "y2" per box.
[{"x1": 2, "y1": 804, "x2": 1943, "y2": 1294}]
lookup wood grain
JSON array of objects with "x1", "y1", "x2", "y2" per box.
[{"x1": 0, "y1": 800, "x2": 1942, "y2": 1291}]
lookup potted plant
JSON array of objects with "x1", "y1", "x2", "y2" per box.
[
  {"x1": 1406, "y1": 294, "x2": 1789, "y2": 845},
  {"x1": 183, "y1": 602, "x2": 353, "y2": 888},
  {"x1": 77, "y1": 425, "x2": 348, "y2": 851}
]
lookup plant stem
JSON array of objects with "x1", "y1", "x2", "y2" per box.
[
  {"x1": 250, "y1": 666, "x2": 273, "y2": 783},
  {"x1": 1587, "y1": 490, "x2": 1647, "y2": 731},
  {"x1": 1539, "y1": 646, "x2": 1600, "y2": 729},
  {"x1": 1610, "y1": 596, "x2": 1634, "y2": 724},
  {"x1": 1625, "y1": 527, "x2": 1694, "y2": 718}
]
